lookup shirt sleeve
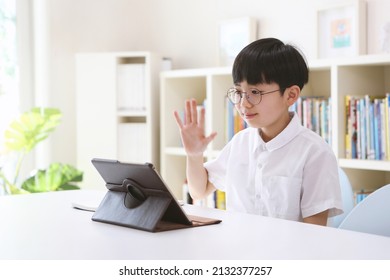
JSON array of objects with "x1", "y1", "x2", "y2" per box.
[
  {"x1": 203, "y1": 140, "x2": 232, "y2": 191},
  {"x1": 300, "y1": 145, "x2": 344, "y2": 219}
]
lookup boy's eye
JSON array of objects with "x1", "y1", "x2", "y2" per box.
[{"x1": 250, "y1": 89, "x2": 261, "y2": 95}]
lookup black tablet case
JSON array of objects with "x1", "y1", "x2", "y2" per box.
[{"x1": 91, "y1": 158, "x2": 221, "y2": 232}]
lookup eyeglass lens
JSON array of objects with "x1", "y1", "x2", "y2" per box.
[{"x1": 228, "y1": 89, "x2": 262, "y2": 105}]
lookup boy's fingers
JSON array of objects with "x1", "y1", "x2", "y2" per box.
[
  {"x1": 190, "y1": 99, "x2": 198, "y2": 124},
  {"x1": 173, "y1": 111, "x2": 183, "y2": 128},
  {"x1": 205, "y1": 132, "x2": 217, "y2": 144},
  {"x1": 198, "y1": 107, "x2": 205, "y2": 131},
  {"x1": 185, "y1": 99, "x2": 192, "y2": 124}
]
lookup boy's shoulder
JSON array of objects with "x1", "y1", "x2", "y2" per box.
[{"x1": 298, "y1": 126, "x2": 333, "y2": 151}]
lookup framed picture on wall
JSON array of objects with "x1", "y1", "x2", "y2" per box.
[
  {"x1": 217, "y1": 17, "x2": 257, "y2": 66},
  {"x1": 317, "y1": 0, "x2": 366, "y2": 59}
]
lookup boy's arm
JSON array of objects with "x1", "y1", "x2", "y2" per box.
[
  {"x1": 173, "y1": 98, "x2": 217, "y2": 199},
  {"x1": 186, "y1": 155, "x2": 216, "y2": 199},
  {"x1": 303, "y1": 210, "x2": 329, "y2": 226}
]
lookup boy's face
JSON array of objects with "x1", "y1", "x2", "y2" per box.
[{"x1": 233, "y1": 81, "x2": 293, "y2": 131}]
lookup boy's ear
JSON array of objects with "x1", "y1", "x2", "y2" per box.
[{"x1": 285, "y1": 85, "x2": 300, "y2": 105}]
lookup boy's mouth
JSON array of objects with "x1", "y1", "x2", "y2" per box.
[{"x1": 242, "y1": 112, "x2": 257, "y2": 119}]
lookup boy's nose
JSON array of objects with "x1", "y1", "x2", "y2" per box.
[{"x1": 240, "y1": 93, "x2": 253, "y2": 107}]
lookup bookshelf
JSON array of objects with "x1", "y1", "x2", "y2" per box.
[
  {"x1": 76, "y1": 51, "x2": 162, "y2": 189},
  {"x1": 160, "y1": 54, "x2": 390, "y2": 201}
]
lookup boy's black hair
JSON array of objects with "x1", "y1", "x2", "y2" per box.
[{"x1": 232, "y1": 38, "x2": 309, "y2": 92}]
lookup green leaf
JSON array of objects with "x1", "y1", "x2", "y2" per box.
[
  {"x1": 4, "y1": 107, "x2": 62, "y2": 153},
  {"x1": 0, "y1": 170, "x2": 30, "y2": 195},
  {"x1": 9, "y1": 184, "x2": 30, "y2": 195},
  {"x1": 21, "y1": 163, "x2": 83, "y2": 193}
]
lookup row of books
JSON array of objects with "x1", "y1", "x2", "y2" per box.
[
  {"x1": 173, "y1": 96, "x2": 331, "y2": 145},
  {"x1": 289, "y1": 96, "x2": 332, "y2": 144},
  {"x1": 182, "y1": 180, "x2": 226, "y2": 210},
  {"x1": 345, "y1": 94, "x2": 390, "y2": 160},
  {"x1": 116, "y1": 63, "x2": 146, "y2": 112},
  {"x1": 225, "y1": 96, "x2": 332, "y2": 144}
]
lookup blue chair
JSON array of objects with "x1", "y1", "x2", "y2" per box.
[
  {"x1": 338, "y1": 184, "x2": 390, "y2": 237},
  {"x1": 328, "y1": 168, "x2": 354, "y2": 227}
]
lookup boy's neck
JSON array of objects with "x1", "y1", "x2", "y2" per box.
[{"x1": 259, "y1": 112, "x2": 293, "y2": 142}]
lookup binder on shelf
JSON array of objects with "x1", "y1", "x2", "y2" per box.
[
  {"x1": 117, "y1": 63, "x2": 146, "y2": 113},
  {"x1": 91, "y1": 158, "x2": 222, "y2": 232}
]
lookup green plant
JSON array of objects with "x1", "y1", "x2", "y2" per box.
[{"x1": 0, "y1": 107, "x2": 82, "y2": 195}]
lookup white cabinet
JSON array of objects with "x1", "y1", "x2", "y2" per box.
[
  {"x1": 160, "y1": 54, "x2": 390, "y2": 199},
  {"x1": 76, "y1": 52, "x2": 162, "y2": 189}
]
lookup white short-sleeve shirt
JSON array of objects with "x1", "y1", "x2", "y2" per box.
[{"x1": 204, "y1": 112, "x2": 343, "y2": 222}]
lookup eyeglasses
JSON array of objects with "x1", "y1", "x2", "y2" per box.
[{"x1": 226, "y1": 87, "x2": 283, "y2": 105}]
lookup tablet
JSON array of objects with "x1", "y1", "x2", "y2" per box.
[{"x1": 91, "y1": 158, "x2": 221, "y2": 232}]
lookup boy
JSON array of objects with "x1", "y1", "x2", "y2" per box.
[{"x1": 174, "y1": 38, "x2": 343, "y2": 226}]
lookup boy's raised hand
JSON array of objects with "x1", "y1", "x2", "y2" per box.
[{"x1": 173, "y1": 99, "x2": 217, "y2": 157}]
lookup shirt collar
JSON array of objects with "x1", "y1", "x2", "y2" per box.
[{"x1": 252, "y1": 112, "x2": 302, "y2": 153}]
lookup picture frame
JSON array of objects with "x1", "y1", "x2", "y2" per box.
[
  {"x1": 217, "y1": 17, "x2": 257, "y2": 66},
  {"x1": 317, "y1": 0, "x2": 366, "y2": 59}
]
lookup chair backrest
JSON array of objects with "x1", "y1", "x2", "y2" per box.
[
  {"x1": 338, "y1": 184, "x2": 390, "y2": 237},
  {"x1": 328, "y1": 168, "x2": 354, "y2": 227}
]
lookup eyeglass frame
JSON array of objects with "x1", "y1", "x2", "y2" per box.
[{"x1": 226, "y1": 87, "x2": 285, "y2": 105}]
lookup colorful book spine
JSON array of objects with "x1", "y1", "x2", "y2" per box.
[
  {"x1": 345, "y1": 95, "x2": 351, "y2": 159},
  {"x1": 345, "y1": 94, "x2": 390, "y2": 160},
  {"x1": 290, "y1": 96, "x2": 331, "y2": 144}
]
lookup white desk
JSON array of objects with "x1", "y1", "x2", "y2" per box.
[{"x1": 1, "y1": 190, "x2": 390, "y2": 260}]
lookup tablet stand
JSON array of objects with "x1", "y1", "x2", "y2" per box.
[
  {"x1": 92, "y1": 178, "x2": 175, "y2": 232},
  {"x1": 91, "y1": 158, "x2": 222, "y2": 232}
]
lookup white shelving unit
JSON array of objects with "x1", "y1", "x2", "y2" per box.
[
  {"x1": 76, "y1": 51, "x2": 162, "y2": 189},
  {"x1": 160, "y1": 54, "x2": 390, "y2": 199}
]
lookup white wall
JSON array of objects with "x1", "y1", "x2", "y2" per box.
[{"x1": 33, "y1": 0, "x2": 390, "y2": 168}]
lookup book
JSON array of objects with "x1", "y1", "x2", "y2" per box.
[
  {"x1": 215, "y1": 190, "x2": 226, "y2": 210},
  {"x1": 345, "y1": 95, "x2": 352, "y2": 159}
]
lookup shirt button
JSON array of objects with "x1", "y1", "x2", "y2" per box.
[
  {"x1": 257, "y1": 163, "x2": 262, "y2": 169},
  {"x1": 256, "y1": 194, "x2": 261, "y2": 199}
]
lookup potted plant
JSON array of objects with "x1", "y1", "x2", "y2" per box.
[{"x1": 0, "y1": 107, "x2": 82, "y2": 195}]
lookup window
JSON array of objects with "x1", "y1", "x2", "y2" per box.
[{"x1": 0, "y1": 0, "x2": 18, "y2": 141}]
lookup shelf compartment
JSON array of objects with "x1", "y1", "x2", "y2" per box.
[{"x1": 339, "y1": 158, "x2": 390, "y2": 171}]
